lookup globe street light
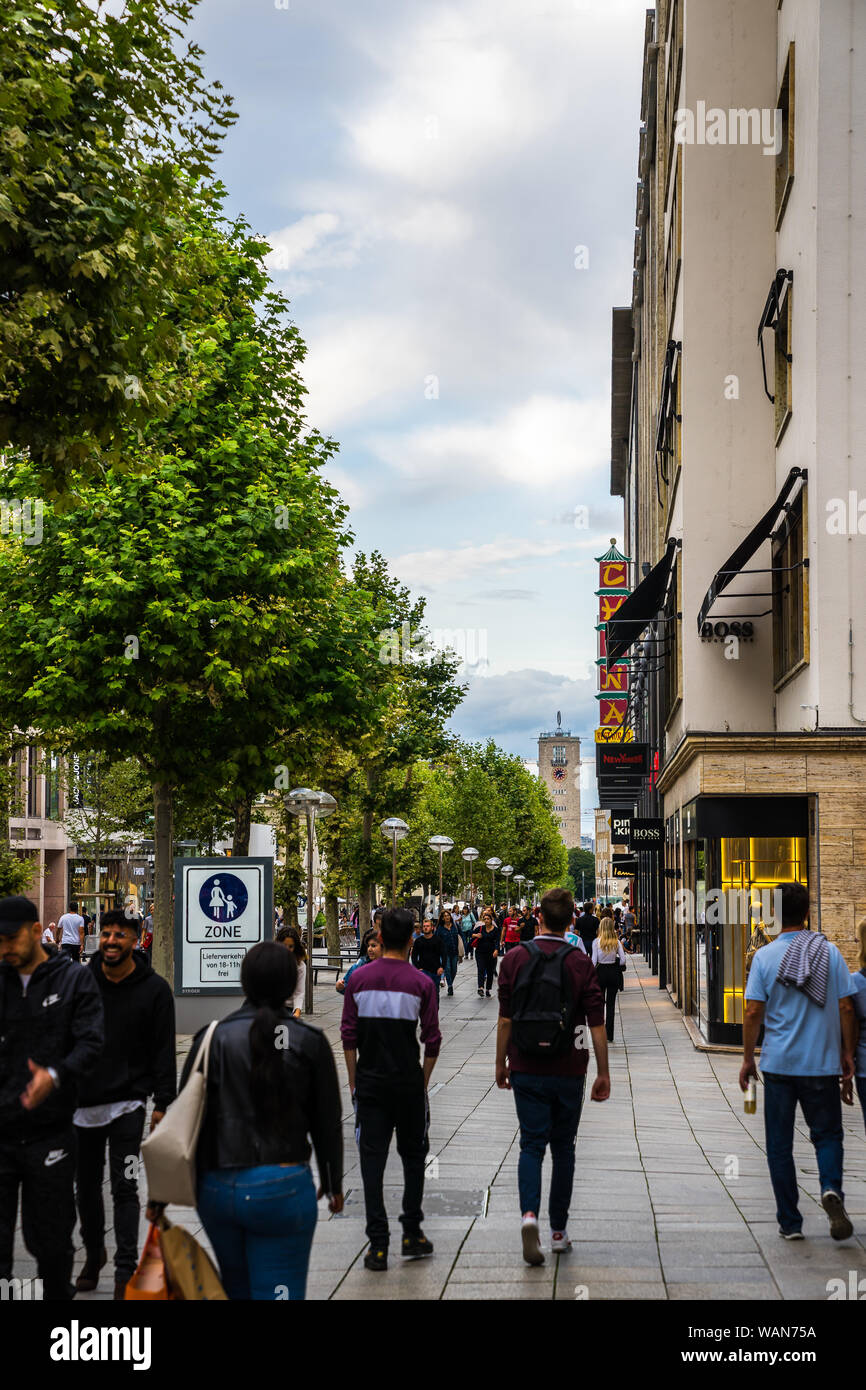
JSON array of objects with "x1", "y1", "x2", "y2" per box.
[
  {"x1": 501, "y1": 865, "x2": 514, "y2": 912},
  {"x1": 381, "y1": 817, "x2": 409, "y2": 906},
  {"x1": 284, "y1": 788, "x2": 337, "y2": 1013},
  {"x1": 461, "y1": 847, "x2": 479, "y2": 908},
  {"x1": 486, "y1": 856, "x2": 502, "y2": 908},
  {"x1": 514, "y1": 873, "x2": 526, "y2": 908},
  {"x1": 428, "y1": 835, "x2": 454, "y2": 916},
  {"x1": 526, "y1": 879, "x2": 535, "y2": 908}
]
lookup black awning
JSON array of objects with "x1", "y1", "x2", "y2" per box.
[
  {"x1": 696, "y1": 467, "x2": 805, "y2": 632},
  {"x1": 605, "y1": 538, "x2": 678, "y2": 669}
]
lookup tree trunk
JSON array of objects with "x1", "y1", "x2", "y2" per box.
[
  {"x1": 232, "y1": 793, "x2": 252, "y2": 857},
  {"x1": 325, "y1": 890, "x2": 340, "y2": 959},
  {"x1": 152, "y1": 780, "x2": 174, "y2": 985}
]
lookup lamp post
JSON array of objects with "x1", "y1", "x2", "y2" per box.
[
  {"x1": 514, "y1": 873, "x2": 525, "y2": 908},
  {"x1": 501, "y1": 865, "x2": 514, "y2": 912},
  {"x1": 380, "y1": 817, "x2": 409, "y2": 905},
  {"x1": 486, "y1": 857, "x2": 502, "y2": 909},
  {"x1": 526, "y1": 879, "x2": 535, "y2": 908},
  {"x1": 461, "y1": 847, "x2": 479, "y2": 909},
  {"x1": 283, "y1": 788, "x2": 337, "y2": 1014},
  {"x1": 427, "y1": 835, "x2": 454, "y2": 917}
]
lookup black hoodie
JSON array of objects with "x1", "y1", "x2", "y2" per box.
[
  {"x1": 77, "y1": 952, "x2": 177, "y2": 1112},
  {"x1": 0, "y1": 946, "x2": 104, "y2": 1139}
]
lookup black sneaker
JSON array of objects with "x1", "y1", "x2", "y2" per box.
[
  {"x1": 364, "y1": 1246, "x2": 389, "y2": 1271},
  {"x1": 486, "y1": 990, "x2": 492, "y2": 997},
  {"x1": 75, "y1": 1245, "x2": 107, "y2": 1292},
  {"x1": 822, "y1": 1190, "x2": 853, "y2": 1241},
  {"x1": 402, "y1": 1231, "x2": 434, "y2": 1260}
]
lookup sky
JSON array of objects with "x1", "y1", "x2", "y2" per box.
[{"x1": 188, "y1": 0, "x2": 651, "y2": 824}]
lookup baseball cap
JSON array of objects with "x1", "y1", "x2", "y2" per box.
[{"x1": 0, "y1": 896, "x2": 40, "y2": 937}]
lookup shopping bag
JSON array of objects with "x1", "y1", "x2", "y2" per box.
[
  {"x1": 159, "y1": 1216, "x2": 227, "y2": 1301},
  {"x1": 140, "y1": 1019, "x2": 218, "y2": 1207},
  {"x1": 457, "y1": 934, "x2": 465, "y2": 961},
  {"x1": 124, "y1": 1223, "x2": 172, "y2": 1301}
]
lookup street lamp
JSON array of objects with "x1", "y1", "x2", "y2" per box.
[
  {"x1": 501, "y1": 865, "x2": 514, "y2": 912},
  {"x1": 380, "y1": 817, "x2": 409, "y2": 906},
  {"x1": 283, "y1": 788, "x2": 337, "y2": 1014},
  {"x1": 427, "y1": 835, "x2": 454, "y2": 916},
  {"x1": 526, "y1": 879, "x2": 535, "y2": 907},
  {"x1": 461, "y1": 847, "x2": 479, "y2": 907},
  {"x1": 486, "y1": 857, "x2": 502, "y2": 908},
  {"x1": 514, "y1": 873, "x2": 525, "y2": 908}
]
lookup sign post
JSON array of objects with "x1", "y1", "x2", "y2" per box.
[{"x1": 173, "y1": 856, "x2": 273, "y2": 1032}]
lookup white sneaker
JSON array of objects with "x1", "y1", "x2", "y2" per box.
[
  {"x1": 521, "y1": 1214, "x2": 544, "y2": 1266},
  {"x1": 550, "y1": 1229, "x2": 572, "y2": 1254}
]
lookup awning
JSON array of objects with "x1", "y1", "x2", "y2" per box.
[
  {"x1": 605, "y1": 537, "x2": 679, "y2": 669},
  {"x1": 696, "y1": 466, "x2": 806, "y2": 632}
]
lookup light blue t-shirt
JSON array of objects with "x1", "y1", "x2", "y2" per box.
[
  {"x1": 745, "y1": 931, "x2": 856, "y2": 1075},
  {"x1": 849, "y1": 970, "x2": 866, "y2": 1077}
]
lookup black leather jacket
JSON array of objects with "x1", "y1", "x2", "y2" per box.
[{"x1": 182, "y1": 1003, "x2": 343, "y2": 1193}]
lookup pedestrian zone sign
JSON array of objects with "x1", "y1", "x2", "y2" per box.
[{"x1": 174, "y1": 856, "x2": 273, "y2": 995}]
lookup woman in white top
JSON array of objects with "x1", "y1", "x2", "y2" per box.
[
  {"x1": 591, "y1": 916, "x2": 627, "y2": 1043},
  {"x1": 276, "y1": 925, "x2": 307, "y2": 1017}
]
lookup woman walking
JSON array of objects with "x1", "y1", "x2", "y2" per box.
[
  {"x1": 336, "y1": 929, "x2": 381, "y2": 993},
  {"x1": 847, "y1": 917, "x2": 866, "y2": 1133},
  {"x1": 436, "y1": 909, "x2": 462, "y2": 996},
  {"x1": 459, "y1": 903, "x2": 477, "y2": 958},
  {"x1": 276, "y1": 925, "x2": 306, "y2": 1017},
  {"x1": 592, "y1": 915, "x2": 627, "y2": 1043},
  {"x1": 472, "y1": 907, "x2": 500, "y2": 998},
  {"x1": 182, "y1": 941, "x2": 343, "y2": 1300}
]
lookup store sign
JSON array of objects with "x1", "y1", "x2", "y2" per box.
[
  {"x1": 629, "y1": 817, "x2": 664, "y2": 852},
  {"x1": 594, "y1": 726, "x2": 635, "y2": 743},
  {"x1": 174, "y1": 856, "x2": 273, "y2": 996},
  {"x1": 596, "y1": 744, "x2": 651, "y2": 777},
  {"x1": 700, "y1": 621, "x2": 755, "y2": 642},
  {"x1": 597, "y1": 697, "x2": 629, "y2": 727},
  {"x1": 610, "y1": 813, "x2": 632, "y2": 843},
  {"x1": 611, "y1": 855, "x2": 639, "y2": 876}
]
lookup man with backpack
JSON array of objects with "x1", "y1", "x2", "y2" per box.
[{"x1": 496, "y1": 887, "x2": 609, "y2": 1266}]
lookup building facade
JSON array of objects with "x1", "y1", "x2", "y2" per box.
[
  {"x1": 538, "y1": 716, "x2": 581, "y2": 849},
  {"x1": 610, "y1": 0, "x2": 866, "y2": 1042}
]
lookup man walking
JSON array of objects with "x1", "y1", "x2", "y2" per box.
[
  {"x1": 74, "y1": 909, "x2": 176, "y2": 1298},
  {"x1": 496, "y1": 888, "x2": 609, "y2": 1265},
  {"x1": 0, "y1": 897, "x2": 103, "y2": 1300},
  {"x1": 578, "y1": 900, "x2": 599, "y2": 955},
  {"x1": 741, "y1": 881, "x2": 857, "y2": 1241},
  {"x1": 341, "y1": 907, "x2": 440, "y2": 1272},
  {"x1": 57, "y1": 900, "x2": 85, "y2": 964}
]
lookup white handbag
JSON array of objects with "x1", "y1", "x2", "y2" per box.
[{"x1": 141, "y1": 1019, "x2": 218, "y2": 1207}]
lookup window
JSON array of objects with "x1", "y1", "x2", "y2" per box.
[
  {"x1": 757, "y1": 269, "x2": 793, "y2": 441},
  {"x1": 663, "y1": 558, "x2": 681, "y2": 723},
  {"x1": 552, "y1": 746, "x2": 567, "y2": 765},
  {"x1": 663, "y1": 148, "x2": 682, "y2": 321},
  {"x1": 776, "y1": 43, "x2": 795, "y2": 227},
  {"x1": 655, "y1": 339, "x2": 682, "y2": 504},
  {"x1": 45, "y1": 753, "x2": 60, "y2": 820},
  {"x1": 26, "y1": 747, "x2": 38, "y2": 818},
  {"x1": 772, "y1": 487, "x2": 808, "y2": 685}
]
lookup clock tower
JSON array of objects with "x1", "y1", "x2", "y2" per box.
[{"x1": 538, "y1": 713, "x2": 581, "y2": 850}]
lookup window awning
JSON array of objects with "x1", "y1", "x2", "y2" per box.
[
  {"x1": 696, "y1": 466, "x2": 806, "y2": 632},
  {"x1": 606, "y1": 537, "x2": 679, "y2": 670}
]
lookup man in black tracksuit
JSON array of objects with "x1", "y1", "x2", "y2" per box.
[
  {"x1": 75, "y1": 909, "x2": 176, "y2": 1299},
  {"x1": 0, "y1": 895, "x2": 104, "y2": 1300}
]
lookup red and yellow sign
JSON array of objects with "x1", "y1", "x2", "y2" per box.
[
  {"x1": 598, "y1": 592, "x2": 627, "y2": 625},
  {"x1": 597, "y1": 697, "x2": 628, "y2": 727},
  {"x1": 598, "y1": 664, "x2": 629, "y2": 694},
  {"x1": 598, "y1": 561, "x2": 629, "y2": 591},
  {"x1": 594, "y1": 726, "x2": 634, "y2": 743}
]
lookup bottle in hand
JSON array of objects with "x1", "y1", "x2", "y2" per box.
[{"x1": 744, "y1": 1079, "x2": 757, "y2": 1114}]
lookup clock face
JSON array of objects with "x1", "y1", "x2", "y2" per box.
[{"x1": 552, "y1": 767, "x2": 566, "y2": 782}]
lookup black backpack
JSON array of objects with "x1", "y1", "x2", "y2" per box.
[{"x1": 510, "y1": 941, "x2": 577, "y2": 1057}]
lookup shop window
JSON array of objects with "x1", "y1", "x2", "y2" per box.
[
  {"x1": 776, "y1": 44, "x2": 795, "y2": 227},
  {"x1": 772, "y1": 487, "x2": 808, "y2": 686},
  {"x1": 718, "y1": 835, "x2": 806, "y2": 1025}
]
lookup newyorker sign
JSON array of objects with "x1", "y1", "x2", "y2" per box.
[{"x1": 596, "y1": 744, "x2": 650, "y2": 778}]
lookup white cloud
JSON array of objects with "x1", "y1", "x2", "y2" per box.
[
  {"x1": 264, "y1": 213, "x2": 347, "y2": 273},
  {"x1": 391, "y1": 535, "x2": 583, "y2": 586},
  {"x1": 370, "y1": 394, "x2": 608, "y2": 491},
  {"x1": 301, "y1": 314, "x2": 430, "y2": 432}
]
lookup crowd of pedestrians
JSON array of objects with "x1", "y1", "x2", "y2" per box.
[{"x1": 3, "y1": 874, "x2": 864, "y2": 1301}]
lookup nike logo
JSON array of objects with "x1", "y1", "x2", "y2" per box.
[
  {"x1": 44, "y1": 1150, "x2": 67, "y2": 1167},
  {"x1": 41, "y1": 994, "x2": 60, "y2": 1008}
]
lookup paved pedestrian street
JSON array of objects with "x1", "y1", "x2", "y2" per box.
[{"x1": 23, "y1": 955, "x2": 866, "y2": 1303}]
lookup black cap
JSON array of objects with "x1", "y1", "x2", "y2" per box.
[{"x1": 0, "y1": 896, "x2": 40, "y2": 937}]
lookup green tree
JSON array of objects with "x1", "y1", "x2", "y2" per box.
[
  {"x1": 0, "y1": 733, "x2": 35, "y2": 897},
  {"x1": 0, "y1": 208, "x2": 377, "y2": 982},
  {"x1": 0, "y1": 0, "x2": 235, "y2": 489},
  {"x1": 568, "y1": 847, "x2": 596, "y2": 900}
]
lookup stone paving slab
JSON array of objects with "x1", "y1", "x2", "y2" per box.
[{"x1": 13, "y1": 951, "x2": 866, "y2": 1300}]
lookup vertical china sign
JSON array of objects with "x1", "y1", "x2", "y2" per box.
[{"x1": 595, "y1": 540, "x2": 632, "y2": 742}]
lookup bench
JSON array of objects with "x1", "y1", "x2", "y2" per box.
[{"x1": 310, "y1": 948, "x2": 358, "y2": 984}]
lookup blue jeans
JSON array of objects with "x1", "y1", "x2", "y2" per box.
[
  {"x1": 511, "y1": 1073, "x2": 586, "y2": 1230},
  {"x1": 197, "y1": 1164, "x2": 317, "y2": 1300},
  {"x1": 762, "y1": 1074, "x2": 844, "y2": 1233},
  {"x1": 442, "y1": 956, "x2": 457, "y2": 991}
]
